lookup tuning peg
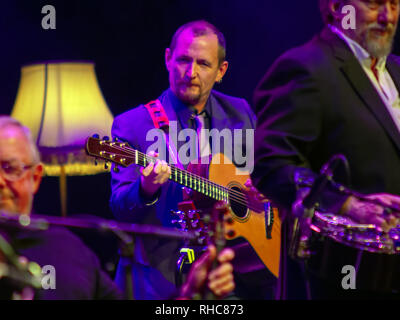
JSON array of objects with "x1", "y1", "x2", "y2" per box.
[
  {"x1": 94, "y1": 158, "x2": 98, "y2": 166},
  {"x1": 187, "y1": 211, "x2": 195, "y2": 219},
  {"x1": 170, "y1": 210, "x2": 184, "y2": 218},
  {"x1": 103, "y1": 136, "x2": 110, "y2": 141},
  {"x1": 92, "y1": 133, "x2": 100, "y2": 139},
  {"x1": 197, "y1": 236, "x2": 206, "y2": 245},
  {"x1": 104, "y1": 162, "x2": 109, "y2": 170},
  {"x1": 172, "y1": 219, "x2": 182, "y2": 225},
  {"x1": 173, "y1": 220, "x2": 187, "y2": 229},
  {"x1": 203, "y1": 214, "x2": 211, "y2": 224},
  {"x1": 114, "y1": 137, "x2": 119, "y2": 142},
  {"x1": 113, "y1": 165, "x2": 120, "y2": 173}
]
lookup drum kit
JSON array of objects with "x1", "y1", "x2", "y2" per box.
[
  {"x1": 300, "y1": 211, "x2": 400, "y2": 293},
  {"x1": 0, "y1": 211, "x2": 196, "y2": 300},
  {"x1": 290, "y1": 155, "x2": 400, "y2": 295}
]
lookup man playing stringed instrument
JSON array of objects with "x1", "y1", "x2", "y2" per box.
[
  {"x1": 0, "y1": 116, "x2": 233, "y2": 300},
  {"x1": 110, "y1": 20, "x2": 277, "y2": 300}
]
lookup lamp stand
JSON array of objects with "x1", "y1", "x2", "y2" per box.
[{"x1": 59, "y1": 165, "x2": 67, "y2": 217}]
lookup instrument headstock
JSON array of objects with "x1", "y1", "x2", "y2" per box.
[{"x1": 85, "y1": 135, "x2": 136, "y2": 168}]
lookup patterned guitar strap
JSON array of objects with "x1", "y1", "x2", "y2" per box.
[{"x1": 143, "y1": 99, "x2": 184, "y2": 170}]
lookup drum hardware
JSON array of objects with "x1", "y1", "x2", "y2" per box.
[{"x1": 310, "y1": 212, "x2": 400, "y2": 254}]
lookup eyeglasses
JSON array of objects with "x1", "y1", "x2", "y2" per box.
[{"x1": 0, "y1": 160, "x2": 35, "y2": 182}]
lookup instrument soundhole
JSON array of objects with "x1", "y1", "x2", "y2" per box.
[{"x1": 228, "y1": 186, "x2": 248, "y2": 219}]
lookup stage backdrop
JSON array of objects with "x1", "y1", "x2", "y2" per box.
[{"x1": 0, "y1": 0, "x2": 399, "y2": 271}]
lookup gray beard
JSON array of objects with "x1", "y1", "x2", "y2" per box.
[
  {"x1": 361, "y1": 25, "x2": 397, "y2": 58},
  {"x1": 364, "y1": 35, "x2": 394, "y2": 58}
]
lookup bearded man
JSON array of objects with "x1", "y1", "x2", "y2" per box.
[{"x1": 251, "y1": 0, "x2": 400, "y2": 299}]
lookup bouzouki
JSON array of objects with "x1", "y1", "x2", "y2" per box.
[
  {"x1": 174, "y1": 200, "x2": 229, "y2": 299},
  {"x1": 85, "y1": 136, "x2": 281, "y2": 277}
]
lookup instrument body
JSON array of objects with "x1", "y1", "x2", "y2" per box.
[
  {"x1": 86, "y1": 136, "x2": 281, "y2": 277},
  {"x1": 207, "y1": 153, "x2": 281, "y2": 277}
]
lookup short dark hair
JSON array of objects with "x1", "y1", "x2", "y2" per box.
[{"x1": 169, "y1": 20, "x2": 226, "y2": 65}]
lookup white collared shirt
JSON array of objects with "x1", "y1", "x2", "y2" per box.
[{"x1": 330, "y1": 25, "x2": 400, "y2": 132}]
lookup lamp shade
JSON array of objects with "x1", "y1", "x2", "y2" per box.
[{"x1": 11, "y1": 62, "x2": 113, "y2": 176}]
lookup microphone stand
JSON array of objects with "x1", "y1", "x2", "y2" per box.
[
  {"x1": 288, "y1": 155, "x2": 348, "y2": 300},
  {"x1": 289, "y1": 155, "x2": 346, "y2": 260},
  {"x1": 105, "y1": 227, "x2": 135, "y2": 300},
  {"x1": 0, "y1": 212, "x2": 196, "y2": 300}
]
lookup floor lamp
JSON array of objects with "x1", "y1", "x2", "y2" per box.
[{"x1": 11, "y1": 62, "x2": 114, "y2": 217}]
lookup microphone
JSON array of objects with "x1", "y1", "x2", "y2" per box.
[{"x1": 289, "y1": 154, "x2": 348, "y2": 259}]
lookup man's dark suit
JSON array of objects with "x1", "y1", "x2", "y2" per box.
[
  {"x1": 251, "y1": 27, "x2": 400, "y2": 298},
  {"x1": 110, "y1": 88, "x2": 256, "y2": 299}
]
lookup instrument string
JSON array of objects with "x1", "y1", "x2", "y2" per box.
[{"x1": 100, "y1": 143, "x2": 264, "y2": 212}]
